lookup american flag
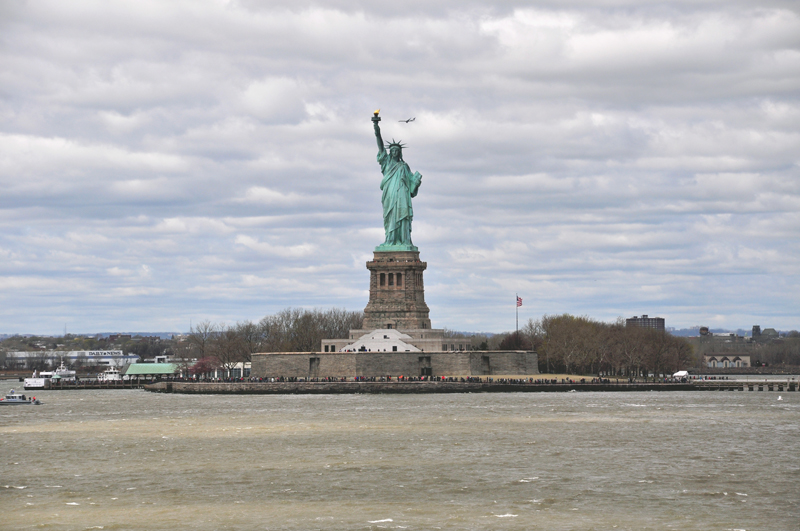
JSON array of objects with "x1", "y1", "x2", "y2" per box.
[{"x1": 516, "y1": 296, "x2": 523, "y2": 307}]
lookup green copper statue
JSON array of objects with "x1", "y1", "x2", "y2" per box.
[{"x1": 372, "y1": 110, "x2": 422, "y2": 252}]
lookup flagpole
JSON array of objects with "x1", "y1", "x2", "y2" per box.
[{"x1": 515, "y1": 293, "x2": 518, "y2": 335}]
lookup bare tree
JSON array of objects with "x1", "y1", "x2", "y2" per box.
[
  {"x1": 187, "y1": 320, "x2": 219, "y2": 358},
  {"x1": 260, "y1": 308, "x2": 304, "y2": 352},
  {"x1": 258, "y1": 308, "x2": 363, "y2": 352},
  {"x1": 539, "y1": 314, "x2": 589, "y2": 374},
  {"x1": 666, "y1": 334, "x2": 696, "y2": 373},
  {"x1": 614, "y1": 320, "x2": 647, "y2": 377},
  {"x1": 235, "y1": 321, "x2": 264, "y2": 362},
  {"x1": 498, "y1": 331, "x2": 532, "y2": 350},
  {"x1": 213, "y1": 326, "x2": 244, "y2": 377}
]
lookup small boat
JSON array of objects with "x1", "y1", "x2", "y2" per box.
[
  {"x1": 0, "y1": 389, "x2": 42, "y2": 405},
  {"x1": 97, "y1": 367, "x2": 122, "y2": 382}
]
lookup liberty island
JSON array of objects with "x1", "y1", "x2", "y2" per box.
[{"x1": 249, "y1": 111, "x2": 538, "y2": 378}]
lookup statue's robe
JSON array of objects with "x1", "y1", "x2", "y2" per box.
[{"x1": 377, "y1": 149, "x2": 422, "y2": 246}]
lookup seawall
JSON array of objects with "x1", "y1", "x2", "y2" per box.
[{"x1": 144, "y1": 381, "x2": 697, "y2": 394}]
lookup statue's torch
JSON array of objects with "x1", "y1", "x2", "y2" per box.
[{"x1": 372, "y1": 109, "x2": 381, "y2": 123}]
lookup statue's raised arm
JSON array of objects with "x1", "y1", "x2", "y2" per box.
[{"x1": 372, "y1": 109, "x2": 384, "y2": 153}]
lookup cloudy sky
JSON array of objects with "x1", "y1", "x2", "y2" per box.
[{"x1": 1, "y1": 0, "x2": 799, "y2": 335}]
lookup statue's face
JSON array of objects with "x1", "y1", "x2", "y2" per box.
[{"x1": 390, "y1": 146, "x2": 401, "y2": 160}]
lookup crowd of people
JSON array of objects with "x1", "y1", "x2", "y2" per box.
[{"x1": 185, "y1": 375, "x2": 687, "y2": 384}]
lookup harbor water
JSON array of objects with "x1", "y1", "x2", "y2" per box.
[{"x1": 1, "y1": 384, "x2": 797, "y2": 530}]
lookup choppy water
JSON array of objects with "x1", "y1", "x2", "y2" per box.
[{"x1": 1, "y1": 384, "x2": 798, "y2": 530}]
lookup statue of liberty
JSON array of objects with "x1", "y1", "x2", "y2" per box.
[{"x1": 372, "y1": 110, "x2": 422, "y2": 251}]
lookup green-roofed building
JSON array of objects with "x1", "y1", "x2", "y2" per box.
[{"x1": 124, "y1": 363, "x2": 182, "y2": 379}]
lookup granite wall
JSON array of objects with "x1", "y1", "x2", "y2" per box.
[{"x1": 251, "y1": 350, "x2": 538, "y2": 378}]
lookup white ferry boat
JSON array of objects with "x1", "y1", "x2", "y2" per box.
[
  {"x1": 24, "y1": 360, "x2": 77, "y2": 389},
  {"x1": 0, "y1": 389, "x2": 41, "y2": 405},
  {"x1": 97, "y1": 367, "x2": 122, "y2": 381}
]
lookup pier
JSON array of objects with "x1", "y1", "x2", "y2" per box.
[{"x1": 694, "y1": 380, "x2": 797, "y2": 392}]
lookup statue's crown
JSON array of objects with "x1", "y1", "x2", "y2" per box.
[{"x1": 385, "y1": 138, "x2": 406, "y2": 149}]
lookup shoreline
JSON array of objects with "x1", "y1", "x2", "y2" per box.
[{"x1": 145, "y1": 381, "x2": 701, "y2": 394}]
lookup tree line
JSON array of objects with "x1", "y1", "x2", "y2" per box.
[
  {"x1": 413, "y1": 314, "x2": 698, "y2": 377},
  {"x1": 178, "y1": 308, "x2": 363, "y2": 375},
  {"x1": 1, "y1": 309, "x2": 705, "y2": 377},
  {"x1": 460, "y1": 314, "x2": 695, "y2": 377},
  {"x1": 528, "y1": 314, "x2": 695, "y2": 377}
]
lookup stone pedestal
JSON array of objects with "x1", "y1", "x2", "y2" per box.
[{"x1": 363, "y1": 251, "x2": 431, "y2": 330}]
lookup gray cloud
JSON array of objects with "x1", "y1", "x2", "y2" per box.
[{"x1": 1, "y1": 0, "x2": 798, "y2": 333}]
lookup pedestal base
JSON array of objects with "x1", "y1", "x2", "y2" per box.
[
  {"x1": 362, "y1": 251, "x2": 431, "y2": 330},
  {"x1": 374, "y1": 243, "x2": 418, "y2": 252}
]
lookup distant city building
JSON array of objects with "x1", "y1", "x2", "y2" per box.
[
  {"x1": 704, "y1": 354, "x2": 750, "y2": 368},
  {"x1": 4, "y1": 350, "x2": 139, "y2": 369},
  {"x1": 626, "y1": 315, "x2": 665, "y2": 331},
  {"x1": 752, "y1": 326, "x2": 779, "y2": 342},
  {"x1": 713, "y1": 332, "x2": 746, "y2": 342}
]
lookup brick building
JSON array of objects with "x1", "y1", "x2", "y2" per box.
[{"x1": 626, "y1": 314, "x2": 665, "y2": 331}]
